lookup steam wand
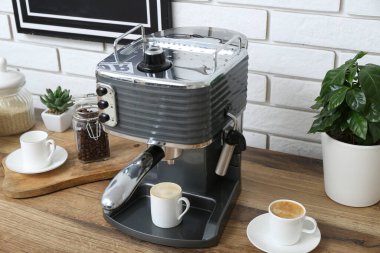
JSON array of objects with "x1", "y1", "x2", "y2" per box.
[{"x1": 101, "y1": 145, "x2": 165, "y2": 213}]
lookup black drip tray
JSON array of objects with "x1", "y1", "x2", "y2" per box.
[{"x1": 104, "y1": 181, "x2": 239, "y2": 247}]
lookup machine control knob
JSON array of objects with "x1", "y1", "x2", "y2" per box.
[
  {"x1": 96, "y1": 86, "x2": 108, "y2": 96},
  {"x1": 99, "y1": 113, "x2": 110, "y2": 123},
  {"x1": 98, "y1": 100, "x2": 109, "y2": 109}
]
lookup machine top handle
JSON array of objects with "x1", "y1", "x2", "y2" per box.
[{"x1": 113, "y1": 24, "x2": 146, "y2": 64}]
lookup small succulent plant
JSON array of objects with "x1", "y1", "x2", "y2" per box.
[{"x1": 40, "y1": 86, "x2": 74, "y2": 114}]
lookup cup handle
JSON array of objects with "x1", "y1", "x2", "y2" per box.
[
  {"x1": 46, "y1": 139, "x2": 56, "y2": 163},
  {"x1": 177, "y1": 197, "x2": 190, "y2": 221},
  {"x1": 302, "y1": 216, "x2": 317, "y2": 234}
]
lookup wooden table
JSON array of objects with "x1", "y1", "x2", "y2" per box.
[{"x1": 0, "y1": 126, "x2": 379, "y2": 252}]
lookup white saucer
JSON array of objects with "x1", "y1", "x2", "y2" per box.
[
  {"x1": 247, "y1": 213, "x2": 321, "y2": 253},
  {"x1": 5, "y1": 146, "x2": 68, "y2": 174}
]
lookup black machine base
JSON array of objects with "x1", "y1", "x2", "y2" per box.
[{"x1": 103, "y1": 178, "x2": 241, "y2": 248}]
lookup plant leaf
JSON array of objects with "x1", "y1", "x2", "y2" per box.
[
  {"x1": 340, "y1": 121, "x2": 349, "y2": 132},
  {"x1": 368, "y1": 122, "x2": 380, "y2": 143},
  {"x1": 359, "y1": 64, "x2": 380, "y2": 101},
  {"x1": 347, "y1": 111, "x2": 368, "y2": 140},
  {"x1": 311, "y1": 99, "x2": 323, "y2": 110},
  {"x1": 328, "y1": 86, "x2": 349, "y2": 111},
  {"x1": 365, "y1": 102, "x2": 380, "y2": 122},
  {"x1": 320, "y1": 67, "x2": 346, "y2": 97},
  {"x1": 353, "y1": 51, "x2": 367, "y2": 62},
  {"x1": 309, "y1": 117, "x2": 324, "y2": 133},
  {"x1": 346, "y1": 64, "x2": 358, "y2": 84},
  {"x1": 345, "y1": 88, "x2": 366, "y2": 112}
]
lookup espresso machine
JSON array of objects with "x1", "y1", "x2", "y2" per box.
[{"x1": 96, "y1": 25, "x2": 248, "y2": 247}]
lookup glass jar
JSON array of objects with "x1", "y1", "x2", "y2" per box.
[
  {"x1": 0, "y1": 57, "x2": 35, "y2": 136},
  {"x1": 72, "y1": 104, "x2": 110, "y2": 163}
]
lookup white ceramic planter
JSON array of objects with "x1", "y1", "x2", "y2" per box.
[
  {"x1": 321, "y1": 133, "x2": 380, "y2": 207},
  {"x1": 41, "y1": 107, "x2": 73, "y2": 132}
]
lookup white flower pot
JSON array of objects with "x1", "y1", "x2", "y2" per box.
[
  {"x1": 321, "y1": 132, "x2": 380, "y2": 207},
  {"x1": 41, "y1": 107, "x2": 74, "y2": 132}
]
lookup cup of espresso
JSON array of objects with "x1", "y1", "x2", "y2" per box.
[
  {"x1": 20, "y1": 130, "x2": 56, "y2": 170},
  {"x1": 269, "y1": 199, "x2": 317, "y2": 245},
  {"x1": 150, "y1": 182, "x2": 190, "y2": 228}
]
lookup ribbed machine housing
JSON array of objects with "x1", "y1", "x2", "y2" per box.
[{"x1": 96, "y1": 27, "x2": 248, "y2": 146}]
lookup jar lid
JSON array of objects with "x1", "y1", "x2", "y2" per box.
[{"x1": 0, "y1": 57, "x2": 25, "y2": 94}]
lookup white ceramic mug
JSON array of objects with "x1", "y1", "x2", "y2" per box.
[
  {"x1": 269, "y1": 199, "x2": 317, "y2": 246},
  {"x1": 20, "y1": 130, "x2": 56, "y2": 170},
  {"x1": 150, "y1": 182, "x2": 190, "y2": 228}
]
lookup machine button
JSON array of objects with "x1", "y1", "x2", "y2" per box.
[
  {"x1": 98, "y1": 100, "x2": 109, "y2": 109},
  {"x1": 96, "y1": 86, "x2": 108, "y2": 96},
  {"x1": 99, "y1": 113, "x2": 110, "y2": 123}
]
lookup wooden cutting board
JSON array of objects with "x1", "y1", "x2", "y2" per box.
[{"x1": 0, "y1": 122, "x2": 145, "y2": 198}]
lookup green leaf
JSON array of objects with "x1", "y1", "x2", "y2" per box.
[
  {"x1": 346, "y1": 64, "x2": 358, "y2": 84},
  {"x1": 311, "y1": 99, "x2": 323, "y2": 110},
  {"x1": 40, "y1": 96, "x2": 47, "y2": 105},
  {"x1": 324, "y1": 111, "x2": 342, "y2": 128},
  {"x1": 347, "y1": 111, "x2": 368, "y2": 140},
  {"x1": 359, "y1": 64, "x2": 380, "y2": 101},
  {"x1": 365, "y1": 102, "x2": 380, "y2": 122},
  {"x1": 309, "y1": 117, "x2": 324, "y2": 133},
  {"x1": 353, "y1": 51, "x2": 367, "y2": 62},
  {"x1": 340, "y1": 121, "x2": 349, "y2": 132},
  {"x1": 368, "y1": 122, "x2": 380, "y2": 143},
  {"x1": 55, "y1": 86, "x2": 62, "y2": 97},
  {"x1": 320, "y1": 68, "x2": 346, "y2": 97},
  {"x1": 345, "y1": 88, "x2": 366, "y2": 112},
  {"x1": 55, "y1": 97, "x2": 63, "y2": 106},
  {"x1": 328, "y1": 86, "x2": 349, "y2": 110}
]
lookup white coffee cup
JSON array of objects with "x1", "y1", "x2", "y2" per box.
[
  {"x1": 20, "y1": 130, "x2": 56, "y2": 170},
  {"x1": 150, "y1": 182, "x2": 190, "y2": 228},
  {"x1": 269, "y1": 199, "x2": 317, "y2": 245}
]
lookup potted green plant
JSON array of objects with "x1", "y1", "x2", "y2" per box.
[
  {"x1": 309, "y1": 51, "x2": 380, "y2": 207},
  {"x1": 40, "y1": 86, "x2": 74, "y2": 132}
]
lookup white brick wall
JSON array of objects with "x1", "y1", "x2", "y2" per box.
[
  {"x1": 0, "y1": 14, "x2": 11, "y2": 40},
  {"x1": 248, "y1": 43, "x2": 334, "y2": 79},
  {"x1": 271, "y1": 11, "x2": 380, "y2": 53},
  {"x1": 0, "y1": 0, "x2": 13, "y2": 13},
  {"x1": 345, "y1": 0, "x2": 380, "y2": 17},
  {"x1": 2, "y1": 0, "x2": 380, "y2": 159},
  {"x1": 172, "y1": 2, "x2": 267, "y2": 40},
  {"x1": 217, "y1": 0, "x2": 340, "y2": 12},
  {"x1": 59, "y1": 49, "x2": 107, "y2": 77}
]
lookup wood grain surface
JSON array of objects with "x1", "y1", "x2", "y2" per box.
[
  {"x1": 0, "y1": 122, "x2": 145, "y2": 198},
  {"x1": 0, "y1": 124, "x2": 379, "y2": 252}
]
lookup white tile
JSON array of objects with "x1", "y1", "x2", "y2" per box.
[
  {"x1": 172, "y1": 2, "x2": 267, "y2": 40},
  {"x1": 337, "y1": 52, "x2": 380, "y2": 66},
  {"x1": 22, "y1": 69, "x2": 96, "y2": 96},
  {"x1": 0, "y1": 0, "x2": 13, "y2": 13},
  {"x1": 59, "y1": 48, "x2": 107, "y2": 77},
  {"x1": 248, "y1": 43, "x2": 334, "y2": 79},
  {"x1": 0, "y1": 41, "x2": 59, "y2": 71},
  {"x1": 0, "y1": 14, "x2": 11, "y2": 40},
  {"x1": 270, "y1": 77, "x2": 321, "y2": 110},
  {"x1": 247, "y1": 74, "x2": 266, "y2": 102},
  {"x1": 32, "y1": 95, "x2": 46, "y2": 109},
  {"x1": 243, "y1": 131, "x2": 267, "y2": 149},
  {"x1": 217, "y1": 0, "x2": 340, "y2": 12},
  {"x1": 346, "y1": 0, "x2": 380, "y2": 17},
  {"x1": 270, "y1": 135, "x2": 322, "y2": 159},
  {"x1": 243, "y1": 104, "x2": 319, "y2": 141},
  {"x1": 9, "y1": 15, "x2": 104, "y2": 51},
  {"x1": 272, "y1": 11, "x2": 380, "y2": 54}
]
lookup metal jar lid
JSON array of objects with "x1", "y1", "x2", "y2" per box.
[{"x1": 0, "y1": 57, "x2": 25, "y2": 96}]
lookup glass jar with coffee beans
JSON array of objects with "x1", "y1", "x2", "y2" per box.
[{"x1": 73, "y1": 105, "x2": 110, "y2": 163}]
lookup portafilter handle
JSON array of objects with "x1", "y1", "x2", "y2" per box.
[{"x1": 101, "y1": 145, "x2": 165, "y2": 212}]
